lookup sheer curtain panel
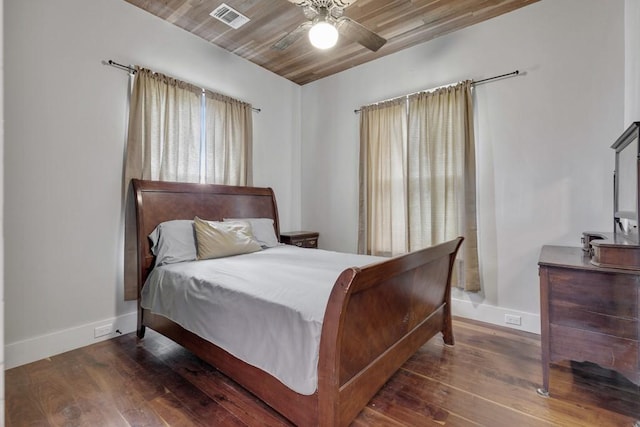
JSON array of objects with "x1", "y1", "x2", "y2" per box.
[
  {"x1": 124, "y1": 68, "x2": 203, "y2": 184},
  {"x1": 408, "y1": 81, "x2": 479, "y2": 291},
  {"x1": 204, "y1": 92, "x2": 253, "y2": 185},
  {"x1": 358, "y1": 99, "x2": 408, "y2": 256}
]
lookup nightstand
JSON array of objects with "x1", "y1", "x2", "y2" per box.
[{"x1": 280, "y1": 231, "x2": 319, "y2": 248}]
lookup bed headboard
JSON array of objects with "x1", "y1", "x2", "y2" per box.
[{"x1": 131, "y1": 179, "x2": 280, "y2": 296}]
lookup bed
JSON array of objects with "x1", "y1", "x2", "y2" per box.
[{"x1": 132, "y1": 179, "x2": 463, "y2": 426}]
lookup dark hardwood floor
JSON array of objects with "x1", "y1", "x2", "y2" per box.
[{"x1": 6, "y1": 318, "x2": 639, "y2": 426}]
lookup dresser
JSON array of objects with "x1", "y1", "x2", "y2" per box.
[{"x1": 538, "y1": 245, "x2": 640, "y2": 397}]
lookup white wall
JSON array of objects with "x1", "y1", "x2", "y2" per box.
[
  {"x1": 4, "y1": 0, "x2": 301, "y2": 368},
  {"x1": 300, "y1": 0, "x2": 625, "y2": 333},
  {"x1": 627, "y1": 0, "x2": 640, "y2": 124}
]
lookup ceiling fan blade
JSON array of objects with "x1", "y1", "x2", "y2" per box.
[
  {"x1": 337, "y1": 17, "x2": 386, "y2": 52},
  {"x1": 272, "y1": 21, "x2": 313, "y2": 51}
]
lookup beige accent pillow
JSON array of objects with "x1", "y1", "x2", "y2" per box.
[{"x1": 193, "y1": 217, "x2": 262, "y2": 260}]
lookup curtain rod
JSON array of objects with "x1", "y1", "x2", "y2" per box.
[
  {"x1": 106, "y1": 59, "x2": 262, "y2": 113},
  {"x1": 107, "y1": 60, "x2": 136, "y2": 74},
  {"x1": 354, "y1": 70, "x2": 520, "y2": 113}
]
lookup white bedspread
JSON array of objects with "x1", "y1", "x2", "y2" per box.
[{"x1": 140, "y1": 245, "x2": 383, "y2": 395}]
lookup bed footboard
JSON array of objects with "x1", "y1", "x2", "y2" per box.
[{"x1": 317, "y1": 237, "x2": 464, "y2": 426}]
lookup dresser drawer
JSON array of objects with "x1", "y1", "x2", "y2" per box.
[
  {"x1": 550, "y1": 324, "x2": 639, "y2": 384},
  {"x1": 547, "y1": 268, "x2": 639, "y2": 319},
  {"x1": 549, "y1": 301, "x2": 639, "y2": 339}
]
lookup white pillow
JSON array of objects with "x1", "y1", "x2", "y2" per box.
[
  {"x1": 149, "y1": 220, "x2": 197, "y2": 266},
  {"x1": 223, "y1": 217, "x2": 280, "y2": 248},
  {"x1": 194, "y1": 217, "x2": 262, "y2": 260}
]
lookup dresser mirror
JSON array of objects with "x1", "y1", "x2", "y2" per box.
[{"x1": 613, "y1": 122, "x2": 640, "y2": 242}]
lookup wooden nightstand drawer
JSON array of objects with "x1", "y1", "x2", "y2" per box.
[{"x1": 280, "y1": 231, "x2": 319, "y2": 248}]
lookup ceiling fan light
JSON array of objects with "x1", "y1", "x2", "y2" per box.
[{"x1": 308, "y1": 21, "x2": 338, "y2": 49}]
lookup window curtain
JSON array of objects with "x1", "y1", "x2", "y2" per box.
[
  {"x1": 204, "y1": 92, "x2": 253, "y2": 185},
  {"x1": 124, "y1": 68, "x2": 202, "y2": 184},
  {"x1": 123, "y1": 68, "x2": 253, "y2": 300},
  {"x1": 358, "y1": 99, "x2": 408, "y2": 256},
  {"x1": 358, "y1": 80, "x2": 480, "y2": 292},
  {"x1": 407, "y1": 81, "x2": 479, "y2": 291}
]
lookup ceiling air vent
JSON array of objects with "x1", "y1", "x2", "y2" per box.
[{"x1": 210, "y1": 3, "x2": 250, "y2": 29}]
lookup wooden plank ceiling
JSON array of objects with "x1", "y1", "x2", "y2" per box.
[{"x1": 124, "y1": 0, "x2": 540, "y2": 85}]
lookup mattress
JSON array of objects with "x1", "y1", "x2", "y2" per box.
[{"x1": 140, "y1": 245, "x2": 382, "y2": 395}]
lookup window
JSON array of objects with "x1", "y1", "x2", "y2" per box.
[
  {"x1": 124, "y1": 67, "x2": 253, "y2": 187},
  {"x1": 123, "y1": 67, "x2": 254, "y2": 300}
]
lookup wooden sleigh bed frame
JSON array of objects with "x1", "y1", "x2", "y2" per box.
[{"x1": 132, "y1": 179, "x2": 463, "y2": 426}]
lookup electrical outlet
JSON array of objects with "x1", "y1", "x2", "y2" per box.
[
  {"x1": 504, "y1": 314, "x2": 522, "y2": 326},
  {"x1": 94, "y1": 324, "x2": 113, "y2": 338}
]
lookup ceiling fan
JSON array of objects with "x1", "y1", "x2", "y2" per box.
[{"x1": 273, "y1": 0, "x2": 386, "y2": 52}]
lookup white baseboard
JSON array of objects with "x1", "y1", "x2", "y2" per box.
[
  {"x1": 451, "y1": 298, "x2": 541, "y2": 334},
  {"x1": 4, "y1": 311, "x2": 137, "y2": 370},
  {"x1": 4, "y1": 301, "x2": 539, "y2": 370}
]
